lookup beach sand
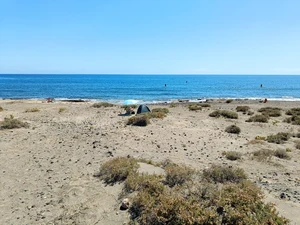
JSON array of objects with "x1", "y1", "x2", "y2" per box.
[{"x1": 0, "y1": 99, "x2": 300, "y2": 224}]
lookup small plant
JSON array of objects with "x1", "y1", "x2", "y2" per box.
[
  {"x1": 266, "y1": 132, "x2": 290, "y2": 144},
  {"x1": 94, "y1": 157, "x2": 139, "y2": 184},
  {"x1": 199, "y1": 103, "x2": 211, "y2": 107},
  {"x1": 25, "y1": 108, "x2": 40, "y2": 113},
  {"x1": 226, "y1": 99, "x2": 233, "y2": 103},
  {"x1": 152, "y1": 108, "x2": 169, "y2": 114},
  {"x1": 236, "y1": 106, "x2": 250, "y2": 113},
  {"x1": 209, "y1": 110, "x2": 238, "y2": 119},
  {"x1": 225, "y1": 125, "x2": 241, "y2": 134},
  {"x1": 188, "y1": 103, "x2": 202, "y2": 111},
  {"x1": 255, "y1": 136, "x2": 266, "y2": 140},
  {"x1": 0, "y1": 106, "x2": 3, "y2": 112},
  {"x1": 252, "y1": 149, "x2": 274, "y2": 161},
  {"x1": 295, "y1": 141, "x2": 300, "y2": 149},
  {"x1": 59, "y1": 108, "x2": 66, "y2": 113},
  {"x1": 164, "y1": 163, "x2": 194, "y2": 187},
  {"x1": 286, "y1": 148, "x2": 292, "y2": 152},
  {"x1": 92, "y1": 102, "x2": 114, "y2": 108},
  {"x1": 203, "y1": 164, "x2": 247, "y2": 183},
  {"x1": 246, "y1": 114, "x2": 269, "y2": 123},
  {"x1": 224, "y1": 151, "x2": 242, "y2": 160},
  {"x1": 127, "y1": 115, "x2": 150, "y2": 126},
  {"x1": 286, "y1": 108, "x2": 300, "y2": 116},
  {"x1": 169, "y1": 103, "x2": 176, "y2": 108},
  {"x1": 258, "y1": 107, "x2": 281, "y2": 117},
  {"x1": 0, "y1": 115, "x2": 29, "y2": 129},
  {"x1": 209, "y1": 110, "x2": 221, "y2": 118},
  {"x1": 274, "y1": 149, "x2": 290, "y2": 159}
]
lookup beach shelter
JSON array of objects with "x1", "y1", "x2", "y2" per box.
[{"x1": 137, "y1": 104, "x2": 151, "y2": 114}]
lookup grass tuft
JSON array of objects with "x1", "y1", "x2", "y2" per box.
[
  {"x1": 266, "y1": 132, "x2": 291, "y2": 144},
  {"x1": 209, "y1": 110, "x2": 238, "y2": 119},
  {"x1": 152, "y1": 108, "x2": 169, "y2": 114},
  {"x1": 286, "y1": 108, "x2": 300, "y2": 116},
  {"x1": 199, "y1": 103, "x2": 211, "y2": 107},
  {"x1": 236, "y1": 106, "x2": 250, "y2": 113},
  {"x1": 224, "y1": 151, "x2": 242, "y2": 160},
  {"x1": 59, "y1": 108, "x2": 66, "y2": 113},
  {"x1": 246, "y1": 114, "x2": 269, "y2": 123},
  {"x1": 225, "y1": 125, "x2": 241, "y2": 134},
  {"x1": 258, "y1": 107, "x2": 282, "y2": 117},
  {"x1": 252, "y1": 149, "x2": 274, "y2": 161},
  {"x1": 274, "y1": 149, "x2": 290, "y2": 159},
  {"x1": 0, "y1": 115, "x2": 29, "y2": 129},
  {"x1": 188, "y1": 103, "x2": 202, "y2": 111}
]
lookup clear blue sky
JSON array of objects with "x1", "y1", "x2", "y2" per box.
[{"x1": 0, "y1": 0, "x2": 299, "y2": 74}]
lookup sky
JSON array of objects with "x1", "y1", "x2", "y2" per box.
[{"x1": 0, "y1": 0, "x2": 299, "y2": 74}]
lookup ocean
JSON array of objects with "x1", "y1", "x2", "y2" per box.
[{"x1": 0, "y1": 74, "x2": 300, "y2": 104}]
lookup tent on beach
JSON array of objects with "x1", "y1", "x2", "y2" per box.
[{"x1": 136, "y1": 104, "x2": 151, "y2": 114}]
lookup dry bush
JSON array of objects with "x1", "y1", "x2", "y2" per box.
[
  {"x1": 152, "y1": 108, "x2": 169, "y2": 114},
  {"x1": 247, "y1": 139, "x2": 265, "y2": 145},
  {"x1": 258, "y1": 107, "x2": 282, "y2": 117},
  {"x1": 199, "y1": 103, "x2": 211, "y2": 107},
  {"x1": 236, "y1": 106, "x2": 250, "y2": 113},
  {"x1": 25, "y1": 108, "x2": 40, "y2": 113},
  {"x1": 169, "y1": 103, "x2": 177, "y2": 108},
  {"x1": 246, "y1": 114, "x2": 269, "y2": 123},
  {"x1": 127, "y1": 115, "x2": 150, "y2": 126},
  {"x1": 225, "y1": 125, "x2": 241, "y2": 134},
  {"x1": 146, "y1": 111, "x2": 166, "y2": 119},
  {"x1": 266, "y1": 132, "x2": 291, "y2": 144},
  {"x1": 203, "y1": 165, "x2": 247, "y2": 183},
  {"x1": 0, "y1": 115, "x2": 29, "y2": 129},
  {"x1": 224, "y1": 151, "x2": 242, "y2": 160},
  {"x1": 226, "y1": 99, "x2": 233, "y2": 103},
  {"x1": 0, "y1": 106, "x2": 3, "y2": 112},
  {"x1": 255, "y1": 136, "x2": 266, "y2": 140},
  {"x1": 94, "y1": 157, "x2": 139, "y2": 184},
  {"x1": 247, "y1": 110, "x2": 254, "y2": 115},
  {"x1": 164, "y1": 163, "x2": 195, "y2": 187},
  {"x1": 209, "y1": 110, "x2": 238, "y2": 119},
  {"x1": 295, "y1": 141, "x2": 300, "y2": 149},
  {"x1": 252, "y1": 149, "x2": 274, "y2": 161},
  {"x1": 286, "y1": 108, "x2": 300, "y2": 116},
  {"x1": 284, "y1": 115, "x2": 300, "y2": 125},
  {"x1": 188, "y1": 103, "x2": 202, "y2": 111},
  {"x1": 59, "y1": 108, "x2": 66, "y2": 113},
  {"x1": 92, "y1": 102, "x2": 114, "y2": 108},
  {"x1": 274, "y1": 149, "x2": 290, "y2": 159}
]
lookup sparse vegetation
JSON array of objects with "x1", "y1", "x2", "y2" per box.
[
  {"x1": 274, "y1": 149, "x2": 290, "y2": 159},
  {"x1": 295, "y1": 141, "x2": 300, "y2": 149},
  {"x1": 209, "y1": 110, "x2": 238, "y2": 119},
  {"x1": 226, "y1": 99, "x2": 233, "y2": 103},
  {"x1": 0, "y1": 115, "x2": 29, "y2": 129},
  {"x1": 169, "y1": 103, "x2": 176, "y2": 108},
  {"x1": 25, "y1": 108, "x2": 40, "y2": 113},
  {"x1": 236, "y1": 106, "x2": 250, "y2": 113},
  {"x1": 0, "y1": 106, "x2": 3, "y2": 112},
  {"x1": 164, "y1": 163, "x2": 194, "y2": 187},
  {"x1": 284, "y1": 115, "x2": 300, "y2": 125},
  {"x1": 247, "y1": 110, "x2": 254, "y2": 115},
  {"x1": 94, "y1": 157, "x2": 139, "y2": 184},
  {"x1": 266, "y1": 132, "x2": 291, "y2": 144},
  {"x1": 224, "y1": 151, "x2": 242, "y2": 160},
  {"x1": 92, "y1": 102, "x2": 114, "y2": 108},
  {"x1": 252, "y1": 149, "x2": 274, "y2": 161},
  {"x1": 188, "y1": 103, "x2": 202, "y2": 111},
  {"x1": 286, "y1": 108, "x2": 300, "y2": 116},
  {"x1": 152, "y1": 108, "x2": 169, "y2": 114},
  {"x1": 97, "y1": 158, "x2": 288, "y2": 225},
  {"x1": 127, "y1": 115, "x2": 150, "y2": 126},
  {"x1": 199, "y1": 103, "x2": 211, "y2": 107},
  {"x1": 59, "y1": 107, "x2": 66, "y2": 113},
  {"x1": 255, "y1": 136, "x2": 266, "y2": 140},
  {"x1": 225, "y1": 125, "x2": 241, "y2": 134},
  {"x1": 121, "y1": 104, "x2": 137, "y2": 109},
  {"x1": 258, "y1": 107, "x2": 282, "y2": 117},
  {"x1": 246, "y1": 114, "x2": 269, "y2": 123}
]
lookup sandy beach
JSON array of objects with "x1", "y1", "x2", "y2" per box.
[{"x1": 0, "y1": 99, "x2": 300, "y2": 224}]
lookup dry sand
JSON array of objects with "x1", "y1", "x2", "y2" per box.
[{"x1": 0, "y1": 99, "x2": 300, "y2": 224}]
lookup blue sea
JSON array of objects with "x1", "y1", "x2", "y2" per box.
[{"x1": 0, "y1": 75, "x2": 300, "y2": 104}]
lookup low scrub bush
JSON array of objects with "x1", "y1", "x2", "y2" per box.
[
  {"x1": 295, "y1": 141, "x2": 300, "y2": 149},
  {"x1": 164, "y1": 163, "x2": 194, "y2": 187},
  {"x1": 203, "y1": 165, "x2": 247, "y2": 183},
  {"x1": 226, "y1": 99, "x2": 233, "y2": 103},
  {"x1": 209, "y1": 110, "x2": 238, "y2": 119},
  {"x1": 199, "y1": 103, "x2": 211, "y2": 107},
  {"x1": 236, "y1": 106, "x2": 250, "y2": 113},
  {"x1": 284, "y1": 115, "x2": 300, "y2": 125},
  {"x1": 246, "y1": 114, "x2": 269, "y2": 123},
  {"x1": 0, "y1": 106, "x2": 3, "y2": 112},
  {"x1": 252, "y1": 149, "x2": 274, "y2": 161},
  {"x1": 266, "y1": 132, "x2": 291, "y2": 144},
  {"x1": 94, "y1": 157, "x2": 139, "y2": 184},
  {"x1": 274, "y1": 149, "x2": 290, "y2": 159},
  {"x1": 188, "y1": 103, "x2": 202, "y2": 111},
  {"x1": 127, "y1": 115, "x2": 150, "y2": 126},
  {"x1": 25, "y1": 108, "x2": 40, "y2": 113},
  {"x1": 0, "y1": 115, "x2": 29, "y2": 129},
  {"x1": 146, "y1": 111, "x2": 166, "y2": 119},
  {"x1": 286, "y1": 108, "x2": 300, "y2": 116},
  {"x1": 152, "y1": 108, "x2": 169, "y2": 114},
  {"x1": 225, "y1": 125, "x2": 241, "y2": 134},
  {"x1": 121, "y1": 104, "x2": 137, "y2": 110},
  {"x1": 169, "y1": 103, "x2": 176, "y2": 108},
  {"x1": 92, "y1": 102, "x2": 114, "y2": 108},
  {"x1": 258, "y1": 107, "x2": 282, "y2": 117},
  {"x1": 59, "y1": 108, "x2": 66, "y2": 113},
  {"x1": 224, "y1": 151, "x2": 242, "y2": 160}
]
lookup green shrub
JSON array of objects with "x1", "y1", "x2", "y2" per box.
[
  {"x1": 225, "y1": 125, "x2": 241, "y2": 134},
  {"x1": 266, "y1": 132, "x2": 291, "y2": 144},
  {"x1": 92, "y1": 102, "x2": 114, "y2": 108},
  {"x1": 226, "y1": 99, "x2": 233, "y2": 103},
  {"x1": 224, "y1": 151, "x2": 242, "y2": 160},
  {"x1": 236, "y1": 106, "x2": 250, "y2": 113},
  {"x1": 209, "y1": 110, "x2": 238, "y2": 119},
  {"x1": 0, "y1": 115, "x2": 29, "y2": 129},
  {"x1": 152, "y1": 108, "x2": 169, "y2": 114},
  {"x1": 246, "y1": 114, "x2": 269, "y2": 123},
  {"x1": 94, "y1": 157, "x2": 139, "y2": 184},
  {"x1": 25, "y1": 108, "x2": 40, "y2": 113},
  {"x1": 274, "y1": 149, "x2": 290, "y2": 159},
  {"x1": 164, "y1": 163, "x2": 194, "y2": 187},
  {"x1": 286, "y1": 108, "x2": 300, "y2": 116},
  {"x1": 203, "y1": 165, "x2": 247, "y2": 183},
  {"x1": 127, "y1": 115, "x2": 150, "y2": 126},
  {"x1": 252, "y1": 149, "x2": 274, "y2": 161},
  {"x1": 188, "y1": 103, "x2": 202, "y2": 111},
  {"x1": 258, "y1": 107, "x2": 282, "y2": 117}
]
